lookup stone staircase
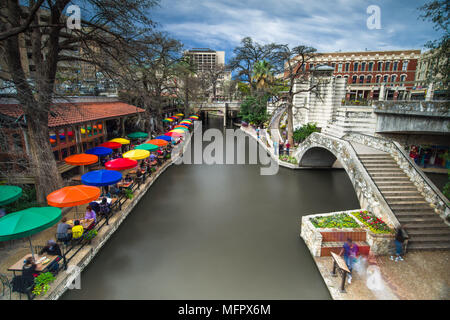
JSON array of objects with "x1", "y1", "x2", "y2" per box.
[
  {"x1": 322, "y1": 107, "x2": 377, "y2": 138},
  {"x1": 358, "y1": 153, "x2": 450, "y2": 250}
]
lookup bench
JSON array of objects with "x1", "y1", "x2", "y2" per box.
[{"x1": 330, "y1": 252, "x2": 351, "y2": 293}]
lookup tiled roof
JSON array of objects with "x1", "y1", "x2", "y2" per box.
[{"x1": 0, "y1": 102, "x2": 145, "y2": 127}]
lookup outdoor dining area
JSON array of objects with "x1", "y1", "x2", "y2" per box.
[{"x1": 0, "y1": 113, "x2": 200, "y2": 300}]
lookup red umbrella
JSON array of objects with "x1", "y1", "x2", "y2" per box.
[
  {"x1": 105, "y1": 158, "x2": 138, "y2": 171},
  {"x1": 99, "y1": 142, "x2": 122, "y2": 149},
  {"x1": 165, "y1": 131, "x2": 183, "y2": 137}
]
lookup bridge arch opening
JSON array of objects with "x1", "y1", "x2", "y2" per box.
[{"x1": 298, "y1": 147, "x2": 339, "y2": 168}]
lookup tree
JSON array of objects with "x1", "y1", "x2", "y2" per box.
[
  {"x1": 174, "y1": 55, "x2": 203, "y2": 115},
  {"x1": 0, "y1": 0, "x2": 158, "y2": 203},
  {"x1": 228, "y1": 37, "x2": 280, "y2": 95},
  {"x1": 115, "y1": 32, "x2": 183, "y2": 133},
  {"x1": 272, "y1": 44, "x2": 324, "y2": 146},
  {"x1": 418, "y1": 0, "x2": 449, "y2": 99},
  {"x1": 253, "y1": 60, "x2": 275, "y2": 92},
  {"x1": 238, "y1": 94, "x2": 270, "y2": 126},
  {"x1": 202, "y1": 63, "x2": 227, "y2": 101}
]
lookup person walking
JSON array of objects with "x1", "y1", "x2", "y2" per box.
[
  {"x1": 279, "y1": 141, "x2": 284, "y2": 156},
  {"x1": 339, "y1": 238, "x2": 359, "y2": 284}
]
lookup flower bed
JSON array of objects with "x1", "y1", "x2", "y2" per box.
[
  {"x1": 279, "y1": 155, "x2": 298, "y2": 164},
  {"x1": 351, "y1": 210, "x2": 393, "y2": 234},
  {"x1": 310, "y1": 213, "x2": 360, "y2": 229}
]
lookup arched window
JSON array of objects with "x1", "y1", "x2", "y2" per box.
[
  {"x1": 366, "y1": 75, "x2": 372, "y2": 83},
  {"x1": 359, "y1": 75, "x2": 364, "y2": 83},
  {"x1": 383, "y1": 75, "x2": 389, "y2": 83},
  {"x1": 352, "y1": 75, "x2": 357, "y2": 83}
]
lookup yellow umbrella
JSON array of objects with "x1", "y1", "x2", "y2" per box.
[
  {"x1": 110, "y1": 138, "x2": 130, "y2": 145},
  {"x1": 123, "y1": 149, "x2": 150, "y2": 160},
  {"x1": 171, "y1": 129, "x2": 187, "y2": 134},
  {"x1": 176, "y1": 113, "x2": 184, "y2": 117}
]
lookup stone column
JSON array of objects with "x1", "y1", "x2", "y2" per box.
[
  {"x1": 223, "y1": 104, "x2": 228, "y2": 127},
  {"x1": 425, "y1": 83, "x2": 434, "y2": 101},
  {"x1": 379, "y1": 84, "x2": 385, "y2": 101}
]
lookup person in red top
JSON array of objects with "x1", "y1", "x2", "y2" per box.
[{"x1": 285, "y1": 142, "x2": 291, "y2": 155}]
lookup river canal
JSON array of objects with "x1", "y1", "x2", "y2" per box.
[{"x1": 63, "y1": 116, "x2": 360, "y2": 299}]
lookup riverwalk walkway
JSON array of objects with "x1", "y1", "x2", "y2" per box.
[
  {"x1": 240, "y1": 125, "x2": 450, "y2": 300},
  {"x1": 0, "y1": 135, "x2": 191, "y2": 300}
]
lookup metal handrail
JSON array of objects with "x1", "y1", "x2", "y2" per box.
[{"x1": 344, "y1": 132, "x2": 449, "y2": 209}]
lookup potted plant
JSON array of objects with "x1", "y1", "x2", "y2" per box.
[
  {"x1": 84, "y1": 229, "x2": 98, "y2": 244},
  {"x1": 124, "y1": 188, "x2": 134, "y2": 200},
  {"x1": 32, "y1": 272, "x2": 56, "y2": 297}
]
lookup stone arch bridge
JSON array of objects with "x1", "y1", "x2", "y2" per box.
[{"x1": 292, "y1": 132, "x2": 450, "y2": 250}]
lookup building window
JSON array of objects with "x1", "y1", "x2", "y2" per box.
[
  {"x1": 353, "y1": 62, "x2": 359, "y2": 71},
  {"x1": 393, "y1": 61, "x2": 398, "y2": 71},
  {"x1": 337, "y1": 63, "x2": 342, "y2": 72},
  {"x1": 383, "y1": 75, "x2": 389, "y2": 83},
  {"x1": 331, "y1": 63, "x2": 335, "y2": 68},
  {"x1": 391, "y1": 75, "x2": 397, "y2": 82},
  {"x1": 400, "y1": 75, "x2": 406, "y2": 86},
  {"x1": 352, "y1": 75, "x2": 357, "y2": 83},
  {"x1": 402, "y1": 60, "x2": 408, "y2": 71},
  {"x1": 368, "y1": 62, "x2": 373, "y2": 71},
  {"x1": 376, "y1": 75, "x2": 381, "y2": 83},
  {"x1": 359, "y1": 75, "x2": 364, "y2": 83},
  {"x1": 361, "y1": 62, "x2": 366, "y2": 71},
  {"x1": 366, "y1": 75, "x2": 372, "y2": 83},
  {"x1": 345, "y1": 63, "x2": 350, "y2": 72},
  {"x1": 377, "y1": 62, "x2": 383, "y2": 71},
  {"x1": 385, "y1": 62, "x2": 390, "y2": 71}
]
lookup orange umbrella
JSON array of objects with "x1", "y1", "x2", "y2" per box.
[
  {"x1": 146, "y1": 139, "x2": 169, "y2": 147},
  {"x1": 64, "y1": 153, "x2": 98, "y2": 166},
  {"x1": 47, "y1": 185, "x2": 101, "y2": 207}
]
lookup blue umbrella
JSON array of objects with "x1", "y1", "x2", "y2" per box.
[
  {"x1": 85, "y1": 147, "x2": 113, "y2": 157},
  {"x1": 155, "y1": 135, "x2": 172, "y2": 142},
  {"x1": 81, "y1": 169, "x2": 122, "y2": 187}
]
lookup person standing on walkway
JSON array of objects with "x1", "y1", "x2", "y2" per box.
[
  {"x1": 339, "y1": 238, "x2": 359, "y2": 284},
  {"x1": 279, "y1": 141, "x2": 284, "y2": 156},
  {"x1": 256, "y1": 127, "x2": 260, "y2": 139},
  {"x1": 285, "y1": 141, "x2": 291, "y2": 156},
  {"x1": 273, "y1": 140, "x2": 278, "y2": 155},
  {"x1": 391, "y1": 226, "x2": 407, "y2": 262}
]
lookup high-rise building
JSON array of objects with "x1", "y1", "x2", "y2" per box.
[{"x1": 185, "y1": 48, "x2": 225, "y2": 73}]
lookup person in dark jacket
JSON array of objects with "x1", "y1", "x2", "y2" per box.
[
  {"x1": 12, "y1": 257, "x2": 37, "y2": 294},
  {"x1": 40, "y1": 240, "x2": 62, "y2": 273},
  {"x1": 391, "y1": 227, "x2": 407, "y2": 261}
]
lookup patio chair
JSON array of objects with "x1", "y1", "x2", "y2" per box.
[{"x1": 0, "y1": 273, "x2": 12, "y2": 300}]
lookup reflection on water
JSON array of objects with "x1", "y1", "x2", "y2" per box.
[{"x1": 63, "y1": 115, "x2": 360, "y2": 299}]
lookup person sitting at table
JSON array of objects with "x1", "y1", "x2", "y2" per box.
[
  {"x1": 110, "y1": 184, "x2": 120, "y2": 196},
  {"x1": 150, "y1": 152, "x2": 156, "y2": 162},
  {"x1": 39, "y1": 240, "x2": 62, "y2": 274},
  {"x1": 89, "y1": 201, "x2": 100, "y2": 214},
  {"x1": 12, "y1": 256, "x2": 37, "y2": 294},
  {"x1": 124, "y1": 174, "x2": 132, "y2": 183},
  {"x1": 56, "y1": 217, "x2": 72, "y2": 244},
  {"x1": 72, "y1": 220, "x2": 84, "y2": 240},
  {"x1": 84, "y1": 205, "x2": 97, "y2": 225}
]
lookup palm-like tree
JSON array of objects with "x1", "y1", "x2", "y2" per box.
[{"x1": 253, "y1": 60, "x2": 274, "y2": 91}]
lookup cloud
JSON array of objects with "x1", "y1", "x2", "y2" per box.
[{"x1": 150, "y1": 0, "x2": 439, "y2": 61}]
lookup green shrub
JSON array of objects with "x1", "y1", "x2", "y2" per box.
[
  {"x1": 32, "y1": 272, "x2": 56, "y2": 297},
  {"x1": 293, "y1": 123, "x2": 319, "y2": 143}
]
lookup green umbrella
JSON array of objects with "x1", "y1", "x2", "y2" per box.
[
  {"x1": 0, "y1": 185, "x2": 22, "y2": 206},
  {"x1": 127, "y1": 132, "x2": 149, "y2": 139},
  {"x1": 0, "y1": 207, "x2": 62, "y2": 258},
  {"x1": 134, "y1": 143, "x2": 158, "y2": 151}
]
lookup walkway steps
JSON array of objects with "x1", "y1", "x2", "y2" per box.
[{"x1": 355, "y1": 149, "x2": 450, "y2": 251}]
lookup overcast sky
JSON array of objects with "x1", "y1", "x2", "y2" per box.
[{"x1": 149, "y1": 0, "x2": 440, "y2": 62}]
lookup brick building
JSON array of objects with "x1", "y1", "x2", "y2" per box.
[{"x1": 303, "y1": 50, "x2": 421, "y2": 101}]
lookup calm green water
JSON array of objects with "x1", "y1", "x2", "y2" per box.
[{"x1": 62, "y1": 116, "x2": 359, "y2": 299}]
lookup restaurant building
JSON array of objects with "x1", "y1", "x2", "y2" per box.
[{"x1": 0, "y1": 97, "x2": 145, "y2": 182}]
